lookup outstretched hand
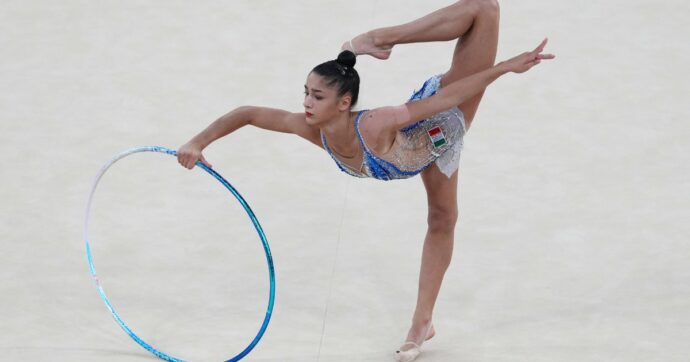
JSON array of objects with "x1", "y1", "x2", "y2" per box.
[{"x1": 502, "y1": 38, "x2": 555, "y2": 74}]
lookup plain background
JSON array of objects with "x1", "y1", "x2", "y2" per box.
[{"x1": 1, "y1": 0, "x2": 688, "y2": 361}]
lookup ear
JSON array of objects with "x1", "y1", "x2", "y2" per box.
[{"x1": 337, "y1": 94, "x2": 352, "y2": 111}]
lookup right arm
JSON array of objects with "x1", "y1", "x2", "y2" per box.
[{"x1": 177, "y1": 106, "x2": 320, "y2": 169}]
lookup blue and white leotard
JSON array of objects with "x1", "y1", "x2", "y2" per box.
[{"x1": 321, "y1": 74, "x2": 467, "y2": 181}]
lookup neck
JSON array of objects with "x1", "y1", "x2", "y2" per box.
[{"x1": 320, "y1": 110, "x2": 359, "y2": 157}]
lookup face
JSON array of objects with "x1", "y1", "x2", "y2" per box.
[{"x1": 303, "y1": 72, "x2": 351, "y2": 126}]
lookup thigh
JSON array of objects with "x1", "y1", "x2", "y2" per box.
[
  {"x1": 421, "y1": 163, "x2": 459, "y2": 221},
  {"x1": 440, "y1": 0, "x2": 500, "y2": 127}
]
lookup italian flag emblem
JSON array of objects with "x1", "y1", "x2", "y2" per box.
[{"x1": 428, "y1": 126, "x2": 447, "y2": 148}]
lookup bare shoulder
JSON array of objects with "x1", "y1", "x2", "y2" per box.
[
  {"x1": 362, "y1": 105, "x2": 410, "y2": 131},
  {"x1": 358, "y1": 105, "x2": 410, "y2": 152}
]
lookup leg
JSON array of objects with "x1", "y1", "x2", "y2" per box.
[
  {"x1": 346, "y1": 0, "x2": 499, "y2": 129},
  {"x1": 439, "y1": 0, "x2": 499, "y2": 128},
  {"x1": 344, "y1": 0, "x2": 497, "y2": 61},
  {"x1": 399, "y1": 163, "x2": 459, "y2": 352}
]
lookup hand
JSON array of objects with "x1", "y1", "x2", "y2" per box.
[
  {"x1": 502, "y1": 38, "x2": 555, "y2": 74},
  {"x1": 177, "y1": 141, "x2": 212, "y2": 170}
]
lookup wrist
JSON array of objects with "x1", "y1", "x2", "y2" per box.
[
  {"x1": 188, "y1": 137, "x2": 208, "y2": 150},
  {"x1": 495, "y1": 61, "x2": 511, "y2": 74}
]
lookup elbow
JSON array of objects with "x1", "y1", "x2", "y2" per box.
[{"x1": 236, "y1": 105, "x2": 256, "y2": 126}]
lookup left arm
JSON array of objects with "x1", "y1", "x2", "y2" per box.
[
  {"x1": 396, "y1": 38, "x2": 555, "y2": 129},
  {"x1": 404, "y1": 63, "x2": 509, "y2": 124}
]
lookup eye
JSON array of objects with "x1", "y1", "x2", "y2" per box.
[{"x1": 304, "y1": 90, "x2": 323, "y2": 100}]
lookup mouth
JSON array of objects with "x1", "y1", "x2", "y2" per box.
[{"x1": 305, "y1": 112, "x2": 314, "y2": 118}]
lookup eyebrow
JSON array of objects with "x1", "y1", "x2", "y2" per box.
[{"x1": 304, "y1": 85, "x2": 324, "y2": 93}]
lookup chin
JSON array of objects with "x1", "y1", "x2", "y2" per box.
[{"x1": 305, "y1": 115, "x2": 321, "y2": 126}]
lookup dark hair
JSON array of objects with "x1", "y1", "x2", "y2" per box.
[{"x1": 311, "y1": 50, "x2": 360, "y2": 107}]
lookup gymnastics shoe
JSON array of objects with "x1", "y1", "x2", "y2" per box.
[
  {"x1": 341, "y1": 33, "x2": 392, "y2": 59},
  {"x1": 394, "y1": 323, "x2": 435, "y2": 362}
]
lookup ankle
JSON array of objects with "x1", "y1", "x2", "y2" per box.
[
  {"x1": 369, "y1": 29, "x2": 393, "y2": 49},
  {"x1": 411, "y1": 317, "x2": 432, "y2": 329}
]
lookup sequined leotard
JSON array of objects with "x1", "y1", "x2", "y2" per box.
[{"x1": 321, "y1": 74, "x2": 467, "y2": 181}]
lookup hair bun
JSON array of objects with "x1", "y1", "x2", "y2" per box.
[{"x1": 336, "y1": 50, "x2": 357, "y2": 68}]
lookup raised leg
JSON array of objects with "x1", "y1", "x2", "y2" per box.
[
  {"x1": 346, "y1": 0, "x2": 500, "y2": 128},
  {"x1": 373, "y1": 0, "x2": 486, "y2": 45},
  {"x1": 439, "y1": 0, "x2": 499, "y2": 128},
  {"x1": 345, "y1": 0, "x2": 479, "y2": 58},
  {"x1": 397, "y1": 163, "x2": 459, "y2": 354},
  {"x1": 344, "y1": 0, "x2": 484, "y2": 58}
]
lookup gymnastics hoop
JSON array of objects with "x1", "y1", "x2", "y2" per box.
[{"x1": 84, "y1": 145, "x2": 276, "y2": 362}]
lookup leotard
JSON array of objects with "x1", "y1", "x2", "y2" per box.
[{"x1": 321, "y1": 74, "x2": 466, "y2": 181}]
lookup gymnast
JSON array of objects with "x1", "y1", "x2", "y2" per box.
[{"x1": 177, "y1": 0, "x2": 554, "y2": 360}]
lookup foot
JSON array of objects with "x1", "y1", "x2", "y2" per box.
[
  {"x1": 341, "y1": 32, "x2": 393, "y2": 60},
  {"x1": 394, "y1": 322, "x2": 435, "y2": 362}
]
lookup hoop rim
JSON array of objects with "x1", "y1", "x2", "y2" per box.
[{"x1": 84, "y1": 145, "x2": 275, "y2": 362}]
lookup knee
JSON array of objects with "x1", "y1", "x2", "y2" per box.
[
  {"x1": 427, "y1": 206, "x2": 459, "y2": 234},
  {"x1": 459, "y1": 0, "x2": 499, "y2": 16},
  {"x1": 478, "y1": 0, "x2": 499, "y2": 17}
]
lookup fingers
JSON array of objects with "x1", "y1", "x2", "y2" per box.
[
  {"x1": 532, "y1": 37, "x2": 548, "y2": 54},
  {"x1": 530, "y1": 38, "x2": 556, "y2": 61},
  {"x1": 509, "y1": 38, "x2": 553, "y2": 73},
  {"x1": 526, "y1": 59, "x2": 541, "y2": 70},
  {"x1": 525, "y1": 56, "x2": 544, "y2": 70},
  {"x1": 512, "y1": 38, "x2": 552, "y2": 61},
  {"x1": 176, "y1": 150, "x2": 212, "y2": 170},
  {"x1": 531, "y1": 53, "x2": 555, "y2": 63},
  {"x1": 199, "y1": 155, "x2": 213, "y2": 169},
  {"x1": 176, "y1": 153, "x2": 187, "y2": 169},
  {"x1": 177, "y1": 149, "x2": 197, "y2": 169},
  {"x1": 179, "y1": 155, "x2": 195, "y2": 169},
  {"x1": 185, "y1": 157, "x2": 197, "y2": 169}
]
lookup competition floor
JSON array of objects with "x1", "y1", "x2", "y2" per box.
[{"x1": 2, "y1": 1, "x2": 688, "y2": 361}]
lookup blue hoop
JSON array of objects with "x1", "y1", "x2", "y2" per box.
[{"x1": 84, "y1": 145, "x2": 275, "y2": 362}]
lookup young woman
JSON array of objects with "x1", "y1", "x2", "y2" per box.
[{"x1": 177, "y1": 0, "x2": 553, "y2": 360}]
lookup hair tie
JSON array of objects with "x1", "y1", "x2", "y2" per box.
[{"x1": 335, "y1": 62, "x2": 349, "y2": 76}]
